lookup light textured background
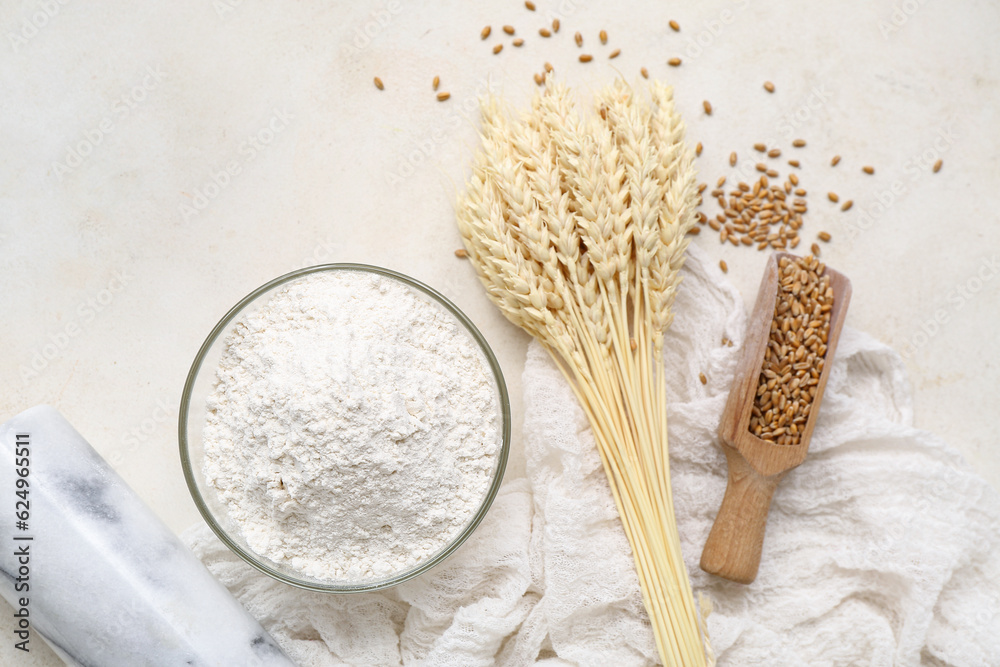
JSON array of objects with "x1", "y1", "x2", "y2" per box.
[{"x1": 1, "y1": 0, "x2": 997, "y2": 664}]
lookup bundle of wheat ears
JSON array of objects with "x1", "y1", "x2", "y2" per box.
[{"x1": 456, "y1": 80, "x2": 714, "y2": 666}]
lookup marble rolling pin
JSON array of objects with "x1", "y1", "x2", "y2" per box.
[{"x1": 0, "y1": 405, "x2": 296, "y2": 666}]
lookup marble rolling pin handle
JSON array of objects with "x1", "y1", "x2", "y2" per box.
[
  {"x1": 700, "y1": 447, "x2": 786, "y2": 585},
  {"x1": 0, "y1": 405, "x2": 297, "y2": 667}
]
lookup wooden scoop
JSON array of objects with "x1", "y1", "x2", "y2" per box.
[{"x1": 700, "y1": 252, "x2": 852, "y2": 584}]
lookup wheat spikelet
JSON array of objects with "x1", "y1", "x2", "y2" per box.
[
  {"x1": 457, "y1": 80, "x2": 711, "y2": 667},
  {"x1": 648, "y1": 82, "x2": 699, "y2": 338}
]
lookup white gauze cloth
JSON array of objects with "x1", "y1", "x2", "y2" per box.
[{"x1": 184, "y1": 245, "x2": 1000, "y2": 666}]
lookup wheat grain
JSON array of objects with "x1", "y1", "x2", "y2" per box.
[{"x1": 749, "y1": 255, "x2": 833, "y2": 444}]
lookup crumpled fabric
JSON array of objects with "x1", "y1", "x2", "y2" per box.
[{"x1": 185, "y1": 244, "x2": 1000, "y2": 666}]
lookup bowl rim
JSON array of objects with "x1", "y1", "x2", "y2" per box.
[{"x1": 178, "y1": 263, "x2": 511, "y2": 593}]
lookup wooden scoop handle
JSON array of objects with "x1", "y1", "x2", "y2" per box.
[{"x1": 700, "y1": 446, "x2": 785, "y2": 584}]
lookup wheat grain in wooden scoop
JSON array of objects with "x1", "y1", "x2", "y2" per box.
[{"x1": 456, "y1": 80, "x2": 714, "y2": 667}]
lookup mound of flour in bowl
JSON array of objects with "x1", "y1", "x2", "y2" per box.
[{"x1": 202, "y1": 270, "x2": 502, "y2": 581}]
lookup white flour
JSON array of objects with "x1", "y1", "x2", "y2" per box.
[{"x1": 202, "y1": 270, "x2": 502, "y2": 581}]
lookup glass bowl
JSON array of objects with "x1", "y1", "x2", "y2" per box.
[{"x1": 178, "y1": 264, "x2": 510, "y2": 593}]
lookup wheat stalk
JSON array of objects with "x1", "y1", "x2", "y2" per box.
[{"x1": 457, "y1": 80, "x2": 713, "y2": 667}]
